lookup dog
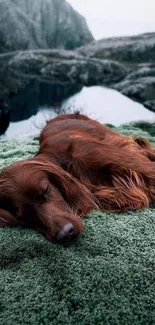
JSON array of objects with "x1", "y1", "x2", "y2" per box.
[{"x1": 0, "y1": 113, "x2": 155, "y2": 244}]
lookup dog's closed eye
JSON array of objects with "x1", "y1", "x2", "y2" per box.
[{"x1": 42, "y1": 184, "x2": 49, "y2": 198}]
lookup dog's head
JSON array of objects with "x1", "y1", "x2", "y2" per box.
[{"x1": 0, "y1": 159, "x2": 96, "y2": 244}]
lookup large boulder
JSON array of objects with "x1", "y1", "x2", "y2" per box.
[
  {"x1": 144, "y1": 100, "x2": 155, "y2": 112},
  {"x1": 0, "y1": 0, "x2": 93, "y2": 53},
  {"x1": 8, "y1": 49, "x2": 127, "y2": 86},
  {"x1": 113, "y1": 77, "x2": 155, "y2": 103},
  {"x1": 112, "y1": 64, "x2": 155, "y2": 107}
]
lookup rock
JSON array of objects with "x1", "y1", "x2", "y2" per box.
[
  {"x1": 8, "y1": 49, "x2": 127, "y2": 86},
  {"x1": 77, "y1": 33, "x2": 155, "y2": 111},
  {"x1": 77, "y1": 33, "x2": 155, "y2": 64},
  {"x1": 131, "y1": 121, "x2": 155, "y2": 137},
  {"x1": 113, "y1": 64, "x2": 155, "y2": 111},
  {"x1": 0, "y1": 0, "x2": 93, "y2": 53},
  {"x1": 113, "y1": 77, "x2": 155, "y2": 104},
  {"x1": 112, "y1": 65, "x2": 155, "y2": 112},
  {"x1": 124, "y1": 64, "x2": 155, "y2": 79},
  {"x1": 144, "y1": 100, "x2": 155, "y2": 112}
]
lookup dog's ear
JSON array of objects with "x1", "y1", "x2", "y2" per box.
[
  {"x1": 44, "y1": 163, "x2": 97, "y2": 215},
  {"x1": 0, "y1": 208, "x2": 17, "y2": 227}
]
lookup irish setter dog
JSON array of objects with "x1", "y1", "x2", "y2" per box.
[{"x1": 0, "y1": 113, "x2": 155, "y2": 244}]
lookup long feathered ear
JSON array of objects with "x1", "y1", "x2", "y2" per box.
[
  {"x1": 41, "y1": 162, "x2": 98, "y2": 215},
  {"x1": 0, "y1": 208, "x2": 17, "y2": 227},
  {"x1": 21, "y1": 160, "x2": 98, "y2": 216}
]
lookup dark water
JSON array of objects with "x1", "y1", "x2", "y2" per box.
[
  {"x1": 9, "y1": 80, "x2": 82, "y2": 122},
  {"x1": 1, "y1": 80, "x2": 154, "y2": 140}
]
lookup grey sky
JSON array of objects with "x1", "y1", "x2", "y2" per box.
[{"x1": 67, "y1": 0, "x2": 155, "y2": 39}]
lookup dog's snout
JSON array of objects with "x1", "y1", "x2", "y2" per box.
[{"x1": 56, "y1": 222, "x2": 77, "y2": 243}]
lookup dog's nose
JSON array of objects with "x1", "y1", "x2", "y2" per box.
[{"x1": 56, "y1": 222, "x2": 77, "y2": 243}]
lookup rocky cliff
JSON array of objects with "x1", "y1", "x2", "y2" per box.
[{"x1": 0, "y1": 0, "x2": 93, "y2": 52}]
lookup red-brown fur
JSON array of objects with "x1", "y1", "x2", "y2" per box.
[{"x1": 0, "y1": 113, "x2": 155, "y2": 243}]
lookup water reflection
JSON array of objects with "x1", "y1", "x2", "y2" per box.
[
  {"x1": 9, "y1": 80, "x2": 82, "y2": 122},
  {"x1": 1, "y1": 86, "x2": 154, "y2": 141}
]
